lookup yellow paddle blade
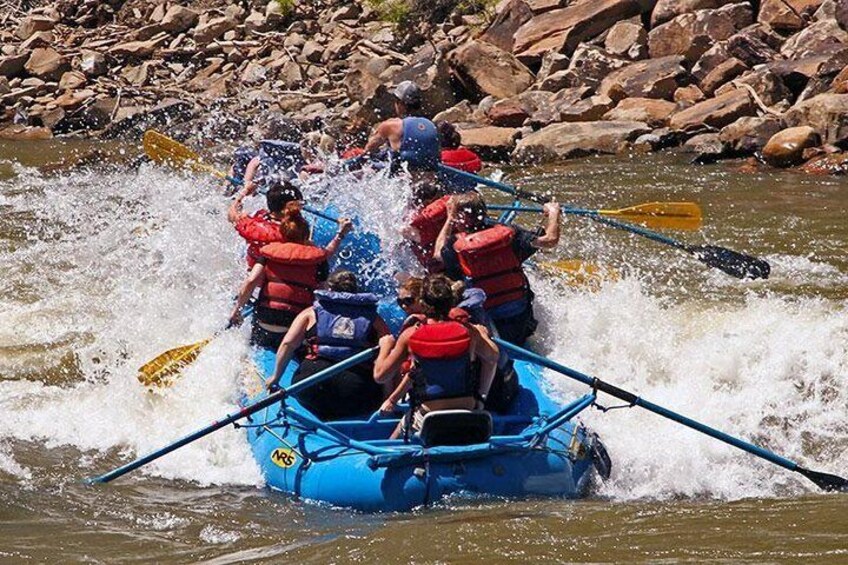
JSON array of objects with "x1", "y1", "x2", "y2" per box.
[
  {"x1": 537, "y1": 259, "x2": 621, "y2": 291},
  {"x1": 142, "y1": 130, "x2": 227, "y2": 179},
  {"x1": 599, "y1": 202, "x2": 702, "y2": 231},
  {"x1": 137, "y1": 338, "x2": 212, "y2": 388}
]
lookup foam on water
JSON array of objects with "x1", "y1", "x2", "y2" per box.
[{"x1": 0, "y1": 160, "x2": 845, "y2": 501}]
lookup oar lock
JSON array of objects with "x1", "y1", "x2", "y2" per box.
[{"x1": 590, "y1": 377, "x2": 639, "y2": 413}]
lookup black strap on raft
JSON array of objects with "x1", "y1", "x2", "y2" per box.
[{"x1": 591, "y1": 377, "x2": 638, "y2": 412}]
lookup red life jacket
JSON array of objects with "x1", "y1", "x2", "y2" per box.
[
  {"x1": 407, "y1": 320, "x2": 473, "y2": 400},
  {"x1": 258, "y1": 242, "x2": 327, "y2": 314},
  {"x1": 441, "y1": 147, "x2": 482, "y2": 173},
  {"x1": 235, "y1": 211, "x2": 286, "y2": 268},
  {"x1": 454, "y1": 224, "x2": 528, "y2": 309},
  {"x1": 408, "y1": 195, "x2": 449, "y2": 267}
]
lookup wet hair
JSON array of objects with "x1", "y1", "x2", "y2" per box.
[
  {"x1": 437, "y1": 121, "x2": 462, "y2": 150},
  {"x1": 453, "y1": 192, "x2": 488, "y2": 232},
  {"x1": 450, "y1": 280, "x2": 467, "y2": 304},
  {"x1": 328, "y1": 270, "x2": 358, "y2": 293},
  {"x1": 266, "y1": 180, "x2": 303, "y2": 214},
  {"x1": 280, "y1": 201, "x2": 310, "y2": 243},
  {"x1": 421, "y1": 274, "x2": 457, "y2": 320},
  {"x1": 411, "y1": 182, "x2": 444, "y2": 207},
  {"x1": 400, "y1": 276, "x2": 424, "y2": 300}
]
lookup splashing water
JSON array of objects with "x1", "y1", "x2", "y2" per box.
[{"x1": 0, "y1": 150, "x2": 845, "y2": 508}]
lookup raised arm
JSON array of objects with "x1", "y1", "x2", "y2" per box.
[
  {"x1": 323, "y1": 218, "x2": 353, "y2": 256},
  {"x1": 268, "y1": 308, "x2": 314, "y2": 389},
  {"x1": 532, "y1": 201, "x2": 561, "y2": 249},
  {"x1": 227, "y1": 187, "x2": 249, "y2": 225},
  {"x1": 432, "y1": 196, "x2": 457, "y2": 262}
]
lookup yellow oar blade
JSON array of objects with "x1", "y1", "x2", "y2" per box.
[
  {"x1": 137, "y1": 338, "x2": 212, "y2": 388},
  {"x1": 599, "y1": 202, "x2": 702, "y2": 231},
  {"x1": 537, "y1": 259, "x2": 621, "y2": 291},
  {"x1": 142, "y1": 130, "x2": 228, "y2": 179}
]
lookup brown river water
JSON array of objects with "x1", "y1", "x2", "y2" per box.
[{"x1": 0, "y1": 140, "x2": 846, "y2": 563}]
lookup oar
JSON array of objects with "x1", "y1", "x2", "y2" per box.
[
  {"x1": 535, "y1": 259, "x2": 621, "y2": 290},
  {"x1": 142, "y1": 130, "x2": 338, "y2": 224},
  {"x1": 87, "y1": 346, "x2": 379, "y2": 484},
  {"x1": 494, "y1": 338, "x2": 847, "y2": 492},
  {"x1": 137, "y1": 304, "x2": 255, "y2": 389},
  {"x1": 440, "y1": 165, "x2": 770, "y2": 280},
  {"x1": 488, "y1": 202, "x2": 702, "y2": 231}
]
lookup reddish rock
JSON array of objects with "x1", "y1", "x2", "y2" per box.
[
  {"x1": 160, "y1": 5, "x2": 199, "y2": 34},
  {"x1": 79, "y1": 51, "x2": 108, "y2": 77},
  {"x1": 548, "y1": 45, "x2": 628, "y2": 90},
  {"x1": 448, "y1": 40, "x2": 535, "y2": 99},
  {"x1": 683, "y1": 132, "x2": 729, "y2": 163},
  {"x1": 20, "y1": 31, "x2": 54, "y2": 52},
  {"x1": 15, "y1": 15, "x2": 55, "y2": 41},
  {"x1": 605, "y1": 21, "x2": 648, "y2": 59},
  {"x1": 674, "y1": 84, "x2": 706, "y2": 105},
  {"x1": 599, "y1": 56, "x2": 690, "y2": 101},
  {"x1": 780, "y1": 19, "x2": 848, "y2": 60},
  {"x1": 651, "y1": 0, "x2": 725, "y2": 27},
  {"x1": 758, "y1": 0, "x2": 824, "y2": 32},
  {"x1": 762, "y1": 126, "x2": 820, "y2": 166},
  {"x1": 480, "y1": 0, "x2": 534, "y2": 52},
  {"x1": 525, "y1": 0, "x2": 567, "y2": 12},
  {"x1": 58, "y1": 70, "x2": 86, "y2": 90},
  {"x1": 513, "y1": 120, "x2": 651, "y2": 162},
  {"x1": 669, "y1": 89, "x2": 755, "y2": 131},
  {"x1": 0, "y1": 125, "x2": 52, "y2": 140},
  {"x1": 714, "y1": 67, "x2": 791, "y2": 107},
  {"x1": 648, "y1": 4, "x2": 753, "y2": 63},
  {"x1": 110, "y1": 36, "x2": 169, "y2": 58},
  {"x1": 800, "y1": 152, "x2": 848, "y2": 175},
  {"x1": 513, "y1": 0, "x2": 642, "y2": 63},
  {"x1": 458, "y1": 126, "x2": 521, "y2": 160},
  {"x1": 559, "y1": 94, "x2": 615, "y2": 122},
  {"x1": 0, "y1": 54, "x2": 30, "y2": 79},
  {"x1": 719, "y1": 116, "x2": 783, "y2": 153},
  {"x1": 603, "y1": 97, "x2": 678, "y2": 126},
  {"x1": 24, "y1": 47, "x2": 69, "y2": 81},
  {"x1": 784, "y1": 93, "x2": 848, "y2": 143},
  {"x1": 535, "y1": 51, "x2": 570, "y2": 82},
  {"x1": 527, "y1": 86, "x2": 590, "y2": 127},
  {"x1": 193, "y1": 16, "x2": 236, "y2": 44},
  {"x1": 726, "y1": 27, "x2": 780, "y2": 67},
  {"x1": 487, "y1": 98, "x2": 530, "y2": 127},
  {"x1": 699, "y1": 57, "x2": 748, "y2": 95}
]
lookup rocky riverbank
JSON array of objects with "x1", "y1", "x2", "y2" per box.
[{"x1": 2, "y1": 0, "x2": 848, "y2": 173}]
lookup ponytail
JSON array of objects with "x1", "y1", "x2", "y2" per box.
[{"x1": 280, "y1": 201, "x2": 310, "y2": 243}]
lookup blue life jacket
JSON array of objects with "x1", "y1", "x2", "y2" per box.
[
  {"x1": 395, "y1": 117, "x2": 440, "y2": 171},
  {"x1": 256, "y1": 140, "x2": 305, "y2": 191},
  {"x1": 408, "y1": 321, "x2": 474, "y2": 401},
  {"x1": 312, "y1": 290, "x2": 379, "y2": 360}
]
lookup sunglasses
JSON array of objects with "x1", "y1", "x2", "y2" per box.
[{"x1": 396, "y1": 296, "x2": 415, "y2": 307}]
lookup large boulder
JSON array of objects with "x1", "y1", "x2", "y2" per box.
[
  {"x1": 759, "y1": 0, "x2": 824, "y2": 31},
  {"x1": 160, "y1": 5, "x2": 199, "y2": 33},
  {"x1": 762, "y1": 126, "x2": 821, "y2": 166},
  {"x1": 513, "y1": 120, "x2": 651, "y2": 162},
  {"x1": 458, "y1": 126, "x2": 521, "y2": 161},
  {"x1": 559, "y1": 94, "x2": 616, "y2": 122},
  {"x1": 512, "y1": 0, "x2": 643, "y2": 63},
  {"x1": 714, "y1": 67, "x2": 791, "y2": 107},
  {"x1": 603, "y1": 97, "x2": 678, "y2": 126},
  {"x1": 780, "y1": 19, "x2": 848, "y2": 60},
  {"x1": 719, "y1": 116, "x2": 784, "y2": 154},
  {"x1": 543, "y1": 44, "x2": 628, "y2": 91},
  {"x1": 669, "y1": 89, "x2": 755, "y2": 131},
  {"x1": 605, "y1": 21, "x2": 648, "y2": 59},
  {"x1": 599, "y1": 56, "x2": 690, "y2": 101},
  {"x1": 699, "y1": 57, "x2": 748, "y2": 95},
  {"x1": 648, "y1": 3, "x2": 753, "y2": 63},
  {"x1": 479, "y1": 0, "x2": 534, "y2": 52},
  {"x1": 24, "y1": 47, "x2": 69, "y2": 81},
  {"x1": 651, "y1": 0, "x2": 726, "y2": 27},
  {"x1": 784, "y1": 93, "x2": 848, "y2": 143},
  {"x1": 448, "y1": 40, "x2": 535, "y2": 100},
  {"x1": 15, "y1": 15, "x2": 55, "y2": 41}
]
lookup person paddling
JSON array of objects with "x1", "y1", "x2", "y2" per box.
[
  {"x1": 228, "y1": 179, "x2": 304, "y2": 268},
  {"x1": 374, "y1": 274, "x2": 499, "y2": 439},
  {"x1": 266, "y1": 270, "x2": 391, "y2": 421},
  {"x1": 436, "y1": 121, "x2": 482, "y2": 193},
  {"x1": 230, "y1": 202, "x2": 352, "y2": 349},
  {"x1": 362, "y1": 81, "x2": 440, "y2": 182},
  {"x1": 433, "y1": 193, "x2": 561, "y2": 346},
  {"x1": 403, "y1": 182, "x2": 449, "y2": 272}
]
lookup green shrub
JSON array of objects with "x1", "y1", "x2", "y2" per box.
[{"x1": 273, "y1": 0, "x2": 296, "y2": 17}]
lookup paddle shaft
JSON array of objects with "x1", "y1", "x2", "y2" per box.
[
  {"x1": 89, "y1": 347, "x2": 378, "y2": 484},
  {"x1": 228, "y1": 176, "x2": 338, "y2": 224},
  {"x1": 494, "y1": 338, "x2": 812, "y2": 478}
]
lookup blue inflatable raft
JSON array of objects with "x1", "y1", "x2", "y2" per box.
[{"x1": 238, "y1": 210, "x2": 609, "y2": 512}]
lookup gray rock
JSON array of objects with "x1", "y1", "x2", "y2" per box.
[{"x1": 513, "y1": 120, "x2": 651, "y2": 162}]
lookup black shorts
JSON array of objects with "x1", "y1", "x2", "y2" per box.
[
  {"x1": 292, "y1": 357, "x2": 382, "y2": 421},
  {"x1": 250, "y1": 321, "x2": 288, "y2": 351}
]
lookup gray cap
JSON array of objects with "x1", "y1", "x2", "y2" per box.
[{"x1": 391, "y1": 80, "x2": 423, "y2": 107}]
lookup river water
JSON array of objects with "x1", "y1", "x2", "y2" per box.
[{"x1": 0, "y1": 140, "x2": 845, "y2": 563}]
